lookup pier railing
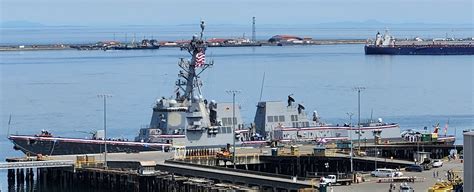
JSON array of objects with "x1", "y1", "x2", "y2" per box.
[
  {"x1": 175, "y1": 153, "x2": 261, "y2": 166},
  {"x1": 0, "y1": 160, "x2": 74, "y2": 169}
]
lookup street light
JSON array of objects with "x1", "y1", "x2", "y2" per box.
[
  {"x1": 98, "y1": 94, "x2": 112, "y2": 168},
  {"x1": 353, "y1": 86, "x2": 366, "y2": 152},
  {"x1": 226, "y1": 90, "x2": 240, "y2": 169},
  {"x1": 346, "y1": 112, "x2": 354, "y2": 173}
]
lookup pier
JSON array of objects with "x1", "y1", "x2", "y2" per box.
[
  {"x1": 4, "y1": 143, "x2": 445, "y2": 191},
  {"x1": 3, "y1": 139, "x2": 465, "y2": 192}
]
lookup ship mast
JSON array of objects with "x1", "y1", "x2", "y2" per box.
[{"x1": 176, "y1": 20, "x2": 213, "y2": 102}]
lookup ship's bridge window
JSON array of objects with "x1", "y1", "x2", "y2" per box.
[
  {"x1": 303, "y1": 122, "x2": 309, "y2": 127},
  {"x1": 227, "y1": 127, "x2": 232, "y2": 134},
  {"x1": 267, "y1": 116, "x2": 273, "y2": 122},
  {"x1": 222, "y1": 117, "x2": 237, "y2": 126},
  {"x1": 291, "y1": 115, "x2": 298, "y2": 122},
  {"x1": 221, "y1": 127, "x2": 227, "y2": 134},
  {"x1": 279, "y1": 116, "x2": 285, "y2": 122}
]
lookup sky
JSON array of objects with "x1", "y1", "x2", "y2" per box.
[{"x1": 0, "y1": 0, "x2": 473, "y2": 26}]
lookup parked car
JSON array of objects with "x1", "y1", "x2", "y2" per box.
[
  {"x1": 371, "y1": 168, "x2": 401, "y2": 177},
  {"x1": 319, "y1": 174, "x2": 352, "y2": 185},
  {"x1": 405, "y1": 164, "x2": 423, "y2": 172},
  {"x1": 399, "y1": 183, "x2": 414, "y2": 192},
  {"x1": 432, "y1": 159, "x2": 443, "y2": 168}
]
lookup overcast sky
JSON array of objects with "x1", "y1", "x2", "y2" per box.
[{"x1": 1, "y1": 0, "x2": 473, "y2": 26}]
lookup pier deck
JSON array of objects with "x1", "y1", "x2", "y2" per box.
[{"x1": 157, "y1": 160, "x2": 315, "y2": 190}]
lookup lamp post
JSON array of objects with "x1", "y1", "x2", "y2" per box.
[
  {"x1": 374, "y1": 131, "x2": 378, "y2": 170},
  {"x1": 346, "y1": 112, "x2": 354, "y2": 173},
  {"x1": 98, "y1": 94, "x2": 112, "y2": 168},
  {"x1": 354, "y1": 87, "x2": 365, "y2": 152},
  {"x1": 226, "y1": 90, "x2": 240, "y2": 169}
]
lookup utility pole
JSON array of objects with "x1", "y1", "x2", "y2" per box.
[
  {"x1": 354, "y1": 87, "x2": 366, "y2": 152},
  {"x1": 346, "y1": 112, "x2": 354, "y2": 173},
  {"x1": 374, "y1": 132, "x2": 378, "y2": 170},
  {"x1": 226, "y1": 90, "x2": 240, "y2": 169},
  {"x1": 454, "y1": 124, "x2": 457, "y2": 152},
  {"x1": 98, "y1": 94, "x2": 112, "y2": 169}
]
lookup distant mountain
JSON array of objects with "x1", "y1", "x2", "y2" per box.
[{"x1": 1, "y1": 20, "x2": 44, "y2": 28}]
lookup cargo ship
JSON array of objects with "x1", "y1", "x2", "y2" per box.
[{"x1": 365, "y1": 31, "x2": 474, "y2": 55}]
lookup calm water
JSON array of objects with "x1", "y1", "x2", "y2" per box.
[{"x1": 0, "y1": 33, "x2": 473, "y2": 190}]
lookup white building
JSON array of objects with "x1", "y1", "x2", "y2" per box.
[{"x1": 464, "y1": 131, "x2": 473, "y2": 192}]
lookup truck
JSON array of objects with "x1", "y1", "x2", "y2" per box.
[
  {"x1": 420, "y1": 159, "x2": 433, "y2": 170},
  {"x1": 320, "y1": 174, "x2": 353, "y2": 185}
]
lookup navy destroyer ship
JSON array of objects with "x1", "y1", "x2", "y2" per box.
[
  {"x1": 8, "y1": 21, "x2": 252, "y2": 156},
  {"x1": 365, "y1": 31, "x2": 474, "y2": 55},
  {"x1": 253, "y1": 95, "x2": 401, "y2": 144}
]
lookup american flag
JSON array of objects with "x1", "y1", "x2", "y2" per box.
[{"x1": 195, "y1": 51, "x2": 205, "y2": 67}]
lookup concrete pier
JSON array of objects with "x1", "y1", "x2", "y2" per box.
[
  {"x1": 3, "y1": 142, "x2": 459, "y2": 191},
  {"x1": 27, "y1": 167, "x2": 260, "y2": 191}
]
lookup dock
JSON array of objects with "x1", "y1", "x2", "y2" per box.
[{"x1": 4, "y1": 143, "x2": 442, "y2": 191}]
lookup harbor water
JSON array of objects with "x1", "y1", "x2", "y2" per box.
[{"x1": 0, "y1": 30, "x2": 473, "y2": 190}]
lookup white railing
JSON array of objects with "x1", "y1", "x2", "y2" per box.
[{"x1": 0, "y1": 160, "x2": 74, "y2": 169}]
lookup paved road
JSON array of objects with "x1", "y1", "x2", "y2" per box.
[{"x1": 333, "y1": 159, "x2": 463, "y2": 192}]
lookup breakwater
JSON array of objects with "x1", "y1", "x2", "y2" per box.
[{"x1": 0, "y1": 39, "x2": 367, "y2": 51}]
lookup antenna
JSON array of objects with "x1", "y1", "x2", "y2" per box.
[
  {"x1": 259, "y1": 72, "x2": 265, "y2": 101},
  {"x1": 252, "y1": 17, "x2": 256, "y2": 43},
  {"x1": 7, "y1": 114, "x2": 12, "y2": 137},
  {"x1": 200, "y1": 20, "x2": 205, "y2": 39},
  {"x1": 370, "y1": 109, "x2": 373, "y2": 122}
]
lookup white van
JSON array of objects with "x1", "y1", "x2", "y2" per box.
[{"x1": 370, "y1": 168, "x2": 403, "y2": 177}]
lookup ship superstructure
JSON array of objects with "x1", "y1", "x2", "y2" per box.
[
  {"x1": 135, "y1": 21, "x2": 248, "y2": 148},
  {"x1": 254, "y1": 95, "x2": 401, "y2": 143}
]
